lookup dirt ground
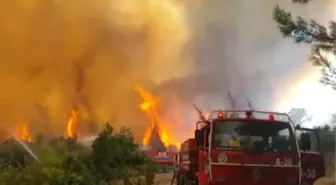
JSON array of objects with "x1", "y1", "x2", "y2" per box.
[
  {"x1": 154, "y1": 173, "x2": 336, "y2": 185},
  {"x1": 313, "y1": 174, "x2": 335, "y2": 185},
  {"x1": 154, "y1": 173, "x2": 173, "y2": 185},
  {"x1": 155, "y1": 172, "x2": 336, "y2": 185}
]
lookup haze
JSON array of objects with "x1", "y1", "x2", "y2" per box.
[{"x1": 0, "y1": 0, "x2": 334, "y2": 142}]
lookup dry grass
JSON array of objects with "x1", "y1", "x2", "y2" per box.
[
  {"x1": 154, "y1": 173, "x2": 173, "y2": 185},
  {"x1": 313, "y1": 174, "x2": 335, "y2": 185},
  {"x1": 154, "y1": 174, "x2": 336, "y2": 185},
  {"x1": 315, "y1": 152, "x2": 336, "y2": 185},
  {"x1": 113, "y1": 173, "x2": 173, "y2": 185},
  {"x1": 153, "y1": 171, "x2": 336, "y2": 185}
]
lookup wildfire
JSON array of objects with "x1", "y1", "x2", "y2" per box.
[
  {"x1": 14, "y1": 122, "x2": 32, "y2": 142},
  {"x1": 67, "y1": 110, "x2": 78, "y2": 138},
  {"x1": 135, "y1": 85, "x2": 179, "y2": 148}
]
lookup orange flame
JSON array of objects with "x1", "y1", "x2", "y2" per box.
[
  {"x1": 14, "y1": 122, "x2": 32, "y2": 142},
  {"x1": 67, "y1": 110, "x2": 78, "y2": 138},
  {"x1": 135, "y1": 85, "x2": 179, "y2": 148}
]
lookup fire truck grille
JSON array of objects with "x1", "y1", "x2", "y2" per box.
[
  {"x1": 233, "y1": 167, "x2": 277, "y2": 181},
  {"x1": 212, "y1": 165, "x2": 293, "y2": 185}
]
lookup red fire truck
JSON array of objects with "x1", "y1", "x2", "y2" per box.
[
  {"x1": 177, "y1": 109, "x2": 304, "y2": 185},
  {"x1": 146, "y1": 149, "x2": 177, "y2": 173}
]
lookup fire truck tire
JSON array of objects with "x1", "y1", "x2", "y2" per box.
[
  {"x1": 157, "y1": 164, "x2": 165, "y2": 173},
  {"x1": 194, "y1": 178, "x2": 198, "y2": 185},
  {"x1": 163, "y1": 165, "x2": 168, "y2": 173},
  {"x1": 178, "y1": 175, "x2": 185, "y2": 185},
  {"x1": 180, "y1": 175, "x2": 194, "y2": 185}
]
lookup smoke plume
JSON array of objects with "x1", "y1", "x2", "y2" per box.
[
  {"x1": 0, "y1": 0, "x2": 334, "y2": 142},
  {"x1": 155, "y1": 0, "x2": 335, "y2": 141},
  {"x1": 0, "y1": 0, "x2": 191, "y2": 138}
]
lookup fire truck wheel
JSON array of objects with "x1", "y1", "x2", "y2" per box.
[
  {"x1": 179, "y1": 175, "x2": 194, "y2": 185},
  {"x1": 185, "y1": 177, "x2": 193, "y2": 185},
  {"x1": 163, "y1": 165, "x2": 168, "y2": 173},
  {"x1": 178, "y1": 175, "x2": 185, "y2": 185},
  {"x1": 194, "y1": 178, "x2": 198, "y2": 185}
]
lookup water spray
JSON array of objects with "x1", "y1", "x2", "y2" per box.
[
  {"x1": 11, "y1": 135, "x2": 41, "y2": 163},
  {"x1": 227, "y1": 92, "x2": 236, "y2": 109},
  {"x1": 0, "y1": 126, "x2": 41, "y2": 163},
  {"x1": 246, "y1": 98, "x2": 254, "y2": 111},
  {"x1": 227, "y1": 92, "x2": 238, "y2": 118}
]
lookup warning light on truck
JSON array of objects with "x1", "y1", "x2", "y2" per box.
[{"x1": 217, "y1": 112, "x2": 224, "y2": 118}]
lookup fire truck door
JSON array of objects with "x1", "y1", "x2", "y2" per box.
[
  {"x1": 300, "y1": 152, "x2": 325, "y2": 183},
  {"x1": 295, "y1": 127, "x2": 325, "y2": 184}
]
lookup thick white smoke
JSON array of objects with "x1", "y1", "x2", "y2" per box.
[{"x1": 156, "y1": 0, "x2": 335, "y2": 141}]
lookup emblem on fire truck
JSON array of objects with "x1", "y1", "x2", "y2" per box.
[
  {"x1": 252, "y1": 168, "x2": 261, "y2": 181},
  {"x1": 218, "y1": 154, "x2": 227, "y2": 163},
  {"x1": 159, "y1": 152, "x2": 167, "y2": 157}
]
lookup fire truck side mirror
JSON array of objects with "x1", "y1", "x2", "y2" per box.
[
  {"x1": 299, "y1": 133, "x2": 311, "y2": 151},
  {"x1": 195, "y1": 130, "x2": 203, "y2": 146}
]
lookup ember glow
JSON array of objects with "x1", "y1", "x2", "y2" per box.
[{"x1": 135, "y1": 85, "x2": 180, "y2": 149}]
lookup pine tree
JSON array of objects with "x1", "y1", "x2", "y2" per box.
[{"x1": 273, "y1": 0, "x2": 336, "y2": 88}]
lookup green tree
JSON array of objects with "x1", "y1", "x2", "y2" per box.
[
  {"x1": 315, "y1": 124, "x2": 336, "y2": 151},
  {"x1": 0, "y1": 139, "x2": 29, "y2": 169},
  {"x1": 273, "y1": 0, "x2": 336, "y2": 88},
  {"x1": 0, "y1": 123, "x2": 155, "y2": 185},
  {"x1": 92, "y1": 123, "x2": 154, "y2": 184},
  {"x1": 1, "y1": 138, "x2": 98, "y2": 185}
]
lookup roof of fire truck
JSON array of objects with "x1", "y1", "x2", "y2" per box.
[{"x1": 197, "y1": 110, "x2": 295, "y2": 129}]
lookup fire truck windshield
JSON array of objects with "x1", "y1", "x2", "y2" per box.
[{"x1": 213, "y1": 120, "x2": 295, "y2": 153}]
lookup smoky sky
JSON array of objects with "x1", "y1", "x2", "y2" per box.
[
  {"x1": 154, "y1": 0, "x2": 335, "y2": 142},
  {"x1": 157, "y1": 0, "x2": 334, "y2": 110},
  {"x1": 0, "y1": 0, "x2": 333, "y2": 142},
  {"x1": 0, "y1": 0, "x2": 192, "y2": 139}
]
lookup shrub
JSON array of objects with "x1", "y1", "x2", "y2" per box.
[{"x1": 0, "y1": 123, "x2": 155, "y2": 185}]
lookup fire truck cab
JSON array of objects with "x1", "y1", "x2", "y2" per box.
[{"x1": 178, "y1": 110, "x2": 302, "y2": 185}]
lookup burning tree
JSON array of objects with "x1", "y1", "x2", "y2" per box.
[
  {"x1": 135, "y1": 85, "x2": 180, "y2": 151},
  {"x1": 66, "y1": 109, "x2": 79, "y2": 138}
]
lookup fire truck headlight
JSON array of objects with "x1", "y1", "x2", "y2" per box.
[{"x1": 217, "y1": 154, "x2": 227, "y2": 163}]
